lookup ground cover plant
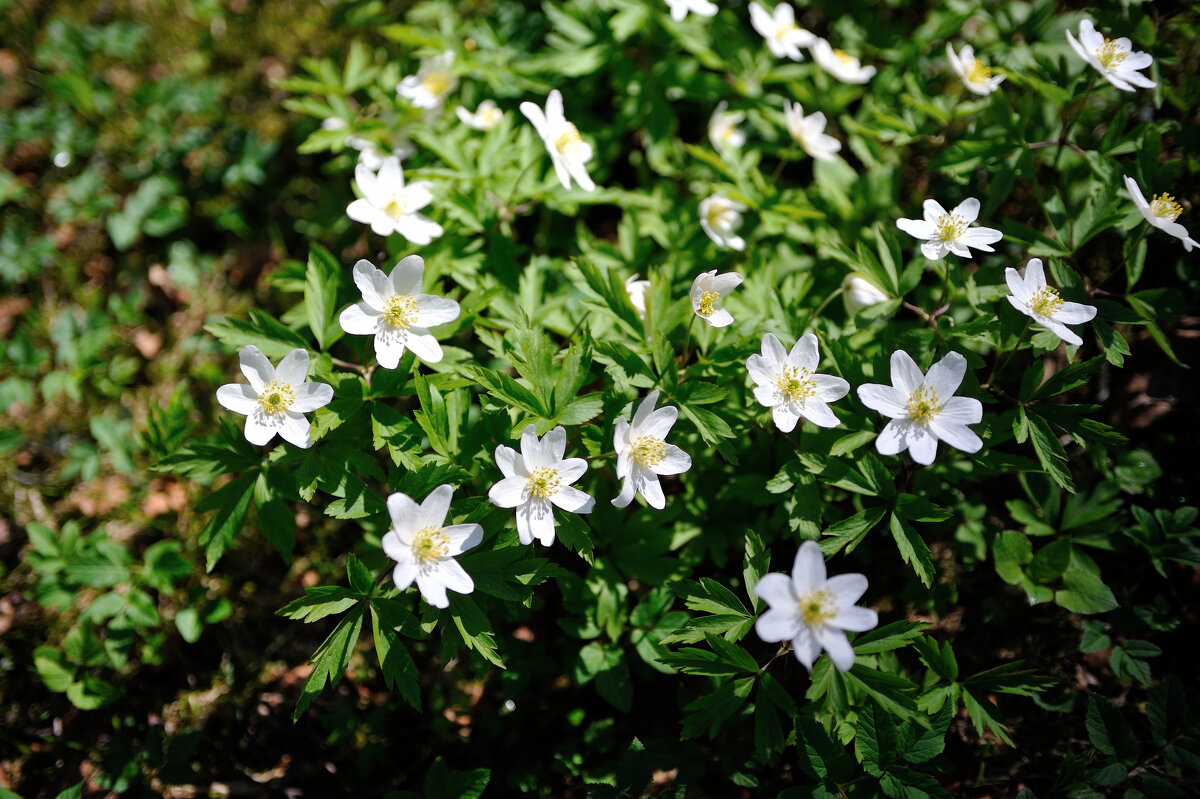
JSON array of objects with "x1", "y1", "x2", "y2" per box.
[{"x1": 2, "y1": 0, "x2": 1199, "y2": 796}]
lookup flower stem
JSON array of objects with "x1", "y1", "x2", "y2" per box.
[
  {"x1": 803, "y1": 286, "x2": 844, "y2": 334},
  {"x1": 982, "y1": 318, "x2": 1031, "y2": 390}
]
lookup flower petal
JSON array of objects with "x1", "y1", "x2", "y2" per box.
[
  {"x1": 930, "y1": 418, "x2": 983, "y2": 454},
  {"x1": 755, "y1": 607, "x2": 800, "y2": 644},
  {"x1": 833, "y1": 605, "x2": 878, "y2": 632},
  {"x1": 239, "y1": 345, "x2": 274, "y2": 392},
  {"x1": 340, "y1": 303, "x2": 380, "y2": 336},
  {"x1": 386, "y1": 491, "x2": 420, "y2": 535},
  {"x1": 890, "y1": 350, "x2": 926, "y2": 395},
  {"x1": 924, "y1": 351, "x2": 967, "y2": 398},
  {"x1": 655, "y1": 444, "x2": 691, "y2": 476},
  {"x1": 641, "y1": 406, "x2": 679, "y2": 440},
  {"x1": 857, "y1": 384, "x2": 906, "y2": 418},
  {"x1": 278, "y1": 410, "x2": 312, "y2": 449},
  {"x1": 443, "y1": 523, "x2": 483, "y2": 556},
  {"x1": 415, "y1": 296, "x2": 460, "y2": 327},
  {"x1": 815, "y1": 627, "x2": 856, "y2": 671},
  {"x1": 551, "y1": 485, "x2": 594, "y2": 514},
  {"x1": 791, "y1": 541, "x2": 827, "y2": 595},
  {"x1": 825, "y1": 573, "x2": 868, "y2": 606},
  {"x1": 216, "y1": 383, "x2": 258, "y2": 415},
  {"x1": 639, "y1": 473, "x2": 666, "y2": 509},
  {"x1": 291, "y1": 382, "x2": 333, "y2": 412},
  {"x1": 275, "y1": 349, "x2": 310, "y2": 387},
  {"x1": 488, "y1": 476, "x2": 527, "y2": 508},
  {"x1": 402, "y1": 329, "x2": 444, "y2": 364},
  {"x1": 419, "y1": 484, "x2": 453, "y2": 529},
  {"x1": 754, "y1": 573, "x2": 796, "y2": 609}
]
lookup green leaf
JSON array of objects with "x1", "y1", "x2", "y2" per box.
[
  {"x1": 889, "y1": 513, "x2": 935, "y2": 587},
  {"x1": 575, "y1": 642, "x2": 633, "y2": 711},
  {"x1": 1148, "y1": 675, "x2": 1186, "y2": 747},
  {"x1": 961, "y1": 685, "x2": 1014, "y2": 746},
  {"x1": 1087, "y1": 694, "x2": 1138, "y2": 766},
  {"x1": 993, "y1": 530, "x2": 1033, "y2": 585},
  {"x1": 196, "y1": 471, "x2": 257, "y2": 572},
  {"x1": 464, "y1": 364, "x2": 547, "y2": 417},
  {"x1": 369, "y1": 599, "x2": 421, "y2": 711},
  {"x1": 205, "y1": 310, "x2": 311, "y2": 361},
  {"x1": 856, "y1": 698, "x2": 899, "y2": 776},
  {"x1": 1054, "y1": 565, "x2": 1118, "y2": 614},
  {"x1": 847, "y1": 664, "x2": 918, "y2": 720},
  {"x1": 900, "y1": 703, "x2": 952, "y2": 764},
  {"x1": 277, "y1": 586, "x2": 360, "y2": 622},
  {"x1": 743, "y1": 529, "x2": 769, "y2": 611},
  {"x1": 34, "y1": 647, "x2": 74, "y2": 693},
  {"x1": 820, "y1": 506, "x2": 888, "y2": 556},
  {"x1": 304, "y1": 243, "x2": 342, "y2": 350},
  {"x1": 293, "y1": 605, "x2": 364, "y2": 720},
  {"x1": 448, "y1": 593, "x2": 505, "y2": 668},
  {"x1": 680, "y1": 676, "x2": 754, "y2": 740},
  {"x1": 1026, "y1": 412, "x2": 1075, "y2": 493},
  {"x1": 853, "y1": 621, "x2": 930, "y2": 656},
  {"x1": 1028, "y1": 539, "x2": 1071, "y2": 584},
  {"x1": 577, "y1": 259, "x2": 643, "y2": 335},
  {"x1": 424, "y1": 757, "x2": 490, "y2": 799}
]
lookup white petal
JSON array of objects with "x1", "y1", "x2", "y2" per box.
[
  {"x1": 520, "y1": 498, "x2": 556, "y2": 546},
  {"x1": 833, "y1": 605, "x2": 878, "y2": 633},
  {"x1": 815, "y1": 627, "x2": 856, "y2": 671},
  {"x1": 857, "y1": 384, "x2": 905, "y2": 418},
  {"x1": 954, "y1": 197, "x2": 981, "y2": 223},
  {"x1": 896, "y1": 218, "x2": 935, "y2": 240},
  {"x1": 790, "y1": 334, "x2": 820, "y2": 372},
  {"x1": 632, "y1": 391, "x2": 661, "y2": 429},
  {"x1": 755, "y1": 608, "x2": 800, "y2": 644},
  {"x1": 544, "y1": 425, "x2": 568, "y2": 463},
  {"x1": 415, "y1": 296, "x2": 460, "y2": 327},
  {"x1": 640, "y1": 406, "x2": 679, "y2": 439},
  {"x1": 392, "y1": 559, "x2": 418, "y2": 592},
  {"x1": 1054, "y1": 302, "x2": 1097, "y2": 325},
  {"x1": 812, "y1": 374, "x2": 850, "y2": 402},
  {"x1": 488, "y1": 476, "x2": 527, "y2": 508},
  {"x1": 889, "y1": 350, "x2": 926, "y2": 395},
  {"x1": 792, "y1": 627, "x2": 821, "y2": 672},
  {"x1": 772, "y1": 405, "x2": 800, "y2": 432},
  {"x1": 825, "y1": 573, "x2": 868, "y2": 606},
  {"x1": 243, "y1": 413, "x2": 279, "y2": 447},
  {"x1": 388, "y1": 254, "x2": 425, "y2": 296},
  {"x1": 402, "y1": 329, "x2": 444, "y2": 364},
  {"x1": 611, "y1": 476, "x2": 637, "y2": 508},
  {"x1": 754, "y1": 573, "x2": 796, "y2": 609},
  {"x1": 922, "y1": 199, "x2": 949, "y2": 224},
  {"x1": 907, "y1": 426, "x2": 940, "y2": 465},
  {"x1": 216, "y1": 383, "x2": 258, "y2": 415},
  {"x1": 353, "y1": 259, "x2": 390, "y2": 308},
  {"x1": 291, "y1": 382, "x2": 333, "y2": 412},
  {"x1": 640, "y1": 473, "x2": 666, "y2": 509},
  {"x1": 340, "y1": 303, "x2": 381, "y2": 336},
  {"x1": 938, "y1": 396, "x2": 983, "y2": 425},
  {"x1": 704, "y1": 308, "x2": 734, "y2": 328},
  {"x1": 443, "y1": 523, "x2": 483, "y2": 556},
  {"x1": 386, "y1": 492, "x2": 420, "y2": 534},
  {"x1": 791, "y1": 541, "x2": 827, "y2": 595},
  {"x1": 921, "y1": 240, "x2": 949, "y2": 260},
  {"x1": 416, "y1": 572, "x2": 450, "y2": 609},
  {"x1": 930, "y1": 418, "x2": 983, "y2": 454},
  {"x1": 238, "y1": 345, "x2": 274, "y2": 392},
  {"x1": 654, "y1": 445, "x2": 691, "y2": 476},
  {"x1": 924, "y1": 351, "x2": 967, "y2": 398},
  {"x1": 551, "y1": 485, "x2": 594, "y2": 514},
  {"x1": 420, "y1": 484, "x2": 454, "y2": 529},
  {"x1": 797, "y1": 399, "x2": 839, "y2": 429},
  {"x1": 557, "y1": 458, "x2": 588, "y2": 485},
  {"x1": 874, "y1": 419, "x2": 909, "y2": 457},
  {"x1": 278, "y1": 411, "x2": 312, "y2": 449}
]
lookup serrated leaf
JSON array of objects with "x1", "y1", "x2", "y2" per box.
[
  {"x1": 294, "y1": 606, "x2": 364, "y2": 720},
  {"x1": 890, "y1": 513, "x2": 935, "y2": 587},
  {"x1": 1087, "y1": 694, "x2": 1138, "y2": 766}
]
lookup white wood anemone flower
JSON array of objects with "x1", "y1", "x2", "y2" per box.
[
  {"x1": 455, "y1": 100, "x2": 504, "y2": 131},
  {"x1": 842, "y1": 273, "x2": 890, "y2": 315},
  {"x1": 896, "y1": 197, "x2": 1003, "y2": 261},
  {"x1": 748, "y1": 2, "x2": 814, "y2": 61},
  {"x1": 625, "y1": 273, "x2": 651, "y2": 320},
  {"x1": 1066, "y1": 19, "x2": 1154, "y2": 93},
  {"x1": 709, "y1": 101, "x2": 746, "y2": 155},
  {"x1": 857, "y1": 350, "x2": 983, "y2": 466},
  {"x1": 783, "y1": 101, "x2": 840, "y2": 162},
  {"x1": 338, "y1": 255, "x2": 460, "y2": 368},
  {"x1": 1124, "y1": 175, "x2": 1198, "y2": 252},
  {"x1": 665, "y1": 0, "x2": 717, "y2": 22},
  {"x1": 946, "y1": 43, "x2": 1005, "y2": 95},
  {"x1": 346, "y1": 156, "x2": 443, "y2": 244},
  {"x1": 747, "y1": 333, "x2": 849, "y2": 432},
  {"x1": 383, "y1": 484, "x2": 482, "y2": 609},
  {"x1": 810, "y1": 39, "x2": 876, "y2": 83},
  {"x1": 754, "y1": 541, "x2": 878, "y2": 672},
  {"x1": 698, "y1": 194, "x2": 747, "y2": 251},
  {"x1": 520, "y1": 90, "x2": 595, "y2": 192},
  {"x1": 1005, "y1": 259, "x2": 1097, "y2": 347},
  {"x1": 612, "y1": 390, "x2": 692, "y2": 510},
  {"x1": 488, "y1": 425, "x2": 595, "y2": 546},
  {"x1": 396, "y1": 51, "x2": 458, "y2": 110},
  {"x1": 690, "y1": 269, "x2": 743, "y2": 328},
  {"x1": 216, "y1": 346, "x2": 333, "y2": 449}
]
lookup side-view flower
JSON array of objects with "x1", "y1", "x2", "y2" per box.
[
  {"x1": 1124, "y1": 175, "x2": 1198, "y2": 252},
  {"x1": 488, "y1": 425, "x2": 595, "y2": 546},
  {"x1": 346, "y1": 156, "x2": 443, "y2": 244},
  {"x1": 783, "y1": 100, "x2": 841, "y2": 162},
  {"x1": 748, "y1": 2, "x2": 814, "y2": 61},
  {"x1": 1005, "y1": 258, "x2": 1097, "y2": 346},
  {"x1": 842, "y1": 273, "x2": 890, "y2": 315},
  {"x1": 396, "y1": 51, "x2": 458, "y2": 110},
  {"x1": 612, "y1": 390, "x2": 692, "y2": 510},
  {"x1": 665, "y1": 0, "x2": 717, "y2": 22},
  {"x1": 946, "y1": 43, "x2": 1005, "y2": 95},
  {"x1": 456, "y1": 99, "x2": 504, "y2": 131},
  {"x1": 520, "y1": 89, "x2": 596, "y2": 192},
  {"x1": 625, "y1": 273, "x2": 651, "y2": 320},
  {"x1": 896, "y1": 197, "x2": 1003, "y2": 260},
  {"x1": 216, "y1": 346, "x2": 333, "y2": 449},
  {"x1": 709, "y1": 101, "x2": 746, "y2": 155},
  {"x1": 383, "y1": 484, "x2": 482, "y2": 609},
  {"x1": 1066, "y1": 19, "x2": 1154, "y2": 93},
  {"x1": 754, "y1": 541, "x2": 878, "y2": 672},
  {"x1": 747, "y1": 333, "x2": 849, "y2": 432},
  {"x1": 857, "y1": 350, "x2": 983, "y2": 465},
  {"x1": 810, "y1": 39, "x2": 876, "y2": 84},
  {"x1": 690, "y1": 269, "x2": 743, "y2": 328},
  {"x1": 338, "y1": 255, "x2": 461, "y2": 367},
  {"x1": 698, "y1": 193, "x2": 747, "y2": 251}
]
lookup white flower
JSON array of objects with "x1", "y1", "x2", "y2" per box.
[
  {"x1": 397, "y1": 51, "x2": 458, "y2": 110},
  {"x1": 625, "y1": 273, "x2": 651, "y2": 319},
  {"x1": 382, "y1": 484, "x2": 482, "y2": 609},
  {"x1": 520, "y1": 90, "x2": 595, "y2": 192},
  {"x1": 810, "y1": 39, "x2": 876, "y2": 84},
  {"x1": 747, "y1": 333, "x2": 849, "y2": 432},
  {"x1": 857, "y1": 350, "x2": 983, "y2": 466},
  {"x1": 1066, "y1": 19, "x2": 1154, "y2": 93},
  {"x1": 689, "y1": 269, "x2": 743, "y2": 328},
  {"x1": 896, "y1": 197, "x2": 1003, "y2": 261},
  {"x1": 946, "y1": 43, "x2": 1005, "y2": 96},
  {"x1": 666, "y1": 0, "x2": 717, "y2": 21},
  {"x1": 698, "y1": 194, "x2": 747, "y2": 251},
  {"x1": 216, "y1": 346, "x2": 333, "y2": 449},
  {"x1": 709, "y1": 101, "x2": 746, "y2": 154},
  {"x1": 456, "y1": 99, "x2": 504, "y2": 131},
  {"x1": 842, "y1": 273, "x2": 890, "y2": 315},
  {"x1": 612, "y1": 390, "x2": 692, "y2": 510},
  {"x1": 338, "y1": 255, "x2": 460, "y2": 367},
  {"x1": 346, "y1": 156, "x2": 443, "y2": 244},
  {"x1": 754, "y1": 541, "x2": 878, "y2": 672},
  {"x1": 783, "y1": 101, "x2": 841, "y2": 162},
  {"x1": 321, "y1": 117, "x2": 348, "y2": 131},
  {"x1": 1124, "y1": 175, "x2": 1197, "y2": 252},
  {"x1": 1005, "y1": 259, "x2": 1097, "y2": 347},
  {"x1": 488, "y1": 425, "x2": 595, "y2": 546},
  {"x1": 749, "y1": 2, "x2": 815, "y2": 61}
]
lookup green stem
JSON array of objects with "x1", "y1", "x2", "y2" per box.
[
  {"x1": 1053, "y1": 73, "x2": 1098, "y2": 168},
  {"x1": 803, "y1": 287, "x2": 844, "y2": 334},
  {"x1": 983, "y1": 318, "x2": 1031, "y2": 390}
]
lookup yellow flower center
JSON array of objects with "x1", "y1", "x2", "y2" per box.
[
  {"x1": 382, "y1": 293, "x2": 420, "y2": 330},
  {"x1": 1150, "y1": 193, "x2": 1182, "y2": 222},
  {"x1": 1096, "y1": 38, "x2": 1128, "y2": 69},
  {"x1": 420, "y1": 70, "x2": 453, "y2": 98},
  {"x1": 774, "y1": 21, "x2": 797, "y2": 42},
  {"x1": 798, "y1": 589, "x2": 836, "y2": 627},
  {"x1": 697, "y1": 290, "x2": 720, "y2": 316},
  {"x1": 383, "y1": 194, "x2": 410, "y2": 219},
  {"x1": 906, "y1": 385, "x2": 942, "y2": 424},
  {"x1": 412, "y1": 525, "x2": 449, "y2": 565},
  {"x1": 1030, "y1": 286, "x2": 1064, "y2": 317},
  {"x1": 257, "y1": 380, "x2": 295, "y2": 415},
  {"x1": 967, "y1": 59, "x2": 992, "y2": 83},
  {"x1": 777, "y1": 365, "x2": 816, "y2": 403},
  {"x1": 631, "y1": 435, "x2": 666, "y2": 468},
  {"x1": 554, "y1": 123, "x2": 583, "y2": 154},
  {"x1": 834, "y1": 49, "x2": 855, "y2": 65},
  {"x1": 935, "y1": 212, "x2": 967, "y2": 243},
  {"x1": 527, "y1": 467, "x2": 561, "y2": 499}
]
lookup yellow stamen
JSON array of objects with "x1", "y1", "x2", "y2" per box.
[
  {"x1": 420, "y1": 71, "x2": 453, "y2": 98},
  {"x1": 967, "y1": 59, "x2": 992, "y2": 84},
  {"x1": 697, "y1": 290, "x2": 720, "y2": 316},
  {"x1": 383, "y1": 194, "x2": 410, "y2": 219},
  {"x1": 798, "y1": 589, "x2": 836, "y2": 627},
  {"x1": 776, "y1": 365, "x2": 816, "y2": 403},
  {"x1": 257, "y1": 380, "x2": 294, "y2": 415},
  {"x1": 1150, "y1": 193, "x2": 1182, "y2": 222},
  {"x1": 527, "y1": 467, "x2": 561, "y2": 499},
  {"x1": 935, "y1": 212, "x2": 967, "y2": 243},
  {"x1": 906, "y1": 385, "x2": 942, "y2": 424},
  {"x1": 412, "y1": 526, "x2": 449, "y2": 564},
  {"x1": 1029, "y1": 286, "x2": 1064, "y2": 317},
  {"x1": 833, "y1": 49, "x2": 855, "y2": 65},
  {"x1": 1096, "y1": 38, "x2": 1128, "y2": 69},
  {"x1": 631, "y1": 435, "x2": 666, "y2": 468},
  {"x1": 382, "y1": 294, "x2": 419, "y2": 330},
  {"x1": 554, "y1": 123, "x2": 583, "y2": 154}
]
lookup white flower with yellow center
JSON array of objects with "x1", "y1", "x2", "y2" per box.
[
  {"x1": 488, "y1": 425, "x2": 595, "y2": 547},
  {"x1": 216, "y1": 346, "x2": 333, "y2": 449},
  {"x1": 1066, "y1": 19, "x2": 1154, "y2": 93},
  {"x1": 382, "y1": 484, "x2": 482, "y2": 609},
  {"x1": 396, "y1": 51, "x2": 458, "y2": 110},
  {"x1": 689, "y1": 269, "x2": 743, "y2": 328},
  {"x1": 783, "y1": 101, "x2": 841, "y2": 162},
  {"x1": 896, "y1": 197, "x2": 1003, "y2": 261},
  {"x1": 749, "y1": 2, "x2": 815, "y2": 61},
  {"x1": 708, "y1": 101, "x2": 746, "y2": 155},
  {"x1": 520, "y1": 90, "x2": 595, "y2": 192},
  {"x1": 612, "y1": 390, "x2": 692, "y2": 510},
  {"x1": 754, "y1": 541, "x2": 878, "y2": 672},
  {"x1": 455, "y1": 99, "x2": 504, "y2": 131},
  {"x1": 747, "y1": 333, "x2": 849, "y2": 433},
  {"x1": 698, "y1": 193, "x2": 747, "y2": 251},
  {"x1": 810, "y1": 39, "x2": 876, "y2": 84},
  {"x1": 346, "y1": 156, "x2": 443, "y2": 244},
  {"x1": 1124, "y1": 175, "x2": 1197, "y2": 253},
  {"x1": 666, "y1": 0, "x2": 717, "y2": 21},
  {"x1": 842, "y1": 273, "x2": 890, "y2": 315},
  {"x1": 1004, "y1": 259, "x2": 1097, "y2": 347},
  {"x1": 857, "y1": 350, "x2": 983, "y2": 465},
  {"x1": 338, "y1": 255, "x2": 460, "y2": 368},
  {"x1": 946, "y1": 43, "x2": 1005, "y2": 95},
  {"x1": 625, "y1": 273, "x2": 651, "y2": 320}
]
